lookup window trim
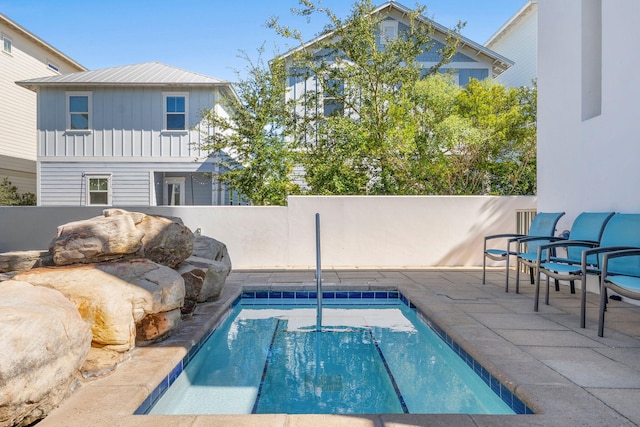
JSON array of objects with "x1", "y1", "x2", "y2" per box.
[
  {"x1": 162, "y1": 92, "x2": 189, "y2": 132},
  {"x1": 2, "y1": 33, "x2": 12, "y2": 55},
  {"x1": 380, "y1": 20, "x2": 398, "y2": 44},
  {"x1": 84, "y1": 173, "x2": 112, "y2": 206},
  {"x1": 163, "y1": 177, "x2": 186, "y2": 205},
  {"x1": 66, "y1": 91, "x2": 92, "y2": 132}
]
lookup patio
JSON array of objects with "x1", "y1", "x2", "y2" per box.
[{"x1": 37, "y1": 268, "x2": 640, "y2": 426}]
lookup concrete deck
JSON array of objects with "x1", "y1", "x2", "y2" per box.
[{"x1": 39, "y1": 269, "x2": 640, "y2": 426}]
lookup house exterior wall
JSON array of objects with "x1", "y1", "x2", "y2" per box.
[
  {"x1": 35, "y1": 85, "x2": 229, "y2": 206},
  {"x1": 0, "y1": 16, "x2": 84, "y2": 194},
  {"x1": 486, "y1": 2, "x2": 538, "y2": 88},
  {"x1": 537, "y1": 0, "x2": 640, "y2": 231}
]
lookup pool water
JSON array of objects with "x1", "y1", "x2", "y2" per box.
[{"x1": 147, "y1": 294, "x2": 521, "y2": 415}]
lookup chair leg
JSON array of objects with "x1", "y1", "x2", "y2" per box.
[
  {"x1": 515, "y1": 258, "x2": 520, "y2": 294},
  {"x1": 545, "y1": 275, "x2": 550, "y2": 305},
  {"x1": 554, "y1": 279, "x2": 560, "y2": 292},
  {"x1": 534, "y1": 268, "x2": 542, "y2": 311},
  {"x1": 529, "y1": 267, "x2": 534, "y2": 284},
  {"x1": 505, "y1": 255, "x2": 510, "y2": 293},
  {"x1": 569, "y1": 280, "x2": 575, "y2": 294},
  {"x1": 482, "y1": 253, "x2": 486, "y2": 285},
  {"x1": 598, "y1": 283, "x2": 607, "y2": 337},
  {"x1": 580, "y1": 276, "x2": 587, "y2": 328}
]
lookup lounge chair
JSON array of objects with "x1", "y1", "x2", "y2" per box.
[
  {"x1": 536, "y1": 213, "x2": 640, "y2": 328},
  {"x1": 598, "y1": 248, "x2": 640, "y2": 336},
  {"x1": 483, "y1": 212, "x2": 564, "y2": 292},
  {"x1": 533, "y1": 212, "x2": 614, "y2": 312}
]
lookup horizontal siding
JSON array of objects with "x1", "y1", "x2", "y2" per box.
[
  {"x1": 0, "y1": 20, "x2": 83, "y2": 166},
  {"x1": 38, "y1": 86, "x2": 222, "y2": 160},
  {"x1": 487, "y1": 7, "x2": 537, "y2": 88},
  {"x1": 39, "y1": 160, "x2": 219, "y2": 206}
]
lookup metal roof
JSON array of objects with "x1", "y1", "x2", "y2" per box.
[
  {"x1": 275, "y1": 1, "x2": 514, "y2": 77},
  {"x1": 0, "y1": 13, "x2": 86, "y2": 71},
  {"x1": 16, "y1": 62, "x2": 231, "y2": 91}
]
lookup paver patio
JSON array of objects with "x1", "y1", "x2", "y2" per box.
[{"x1": 38, "y1": 268, "x2": 640, "y2": 426}]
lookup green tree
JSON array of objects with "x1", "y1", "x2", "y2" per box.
[
  {"x1": 198, "y1": 51, "x2": 300, "y2": 205},
  {"x1": 0, "y1": 178, "x2": 36, "y2": 205},
  {"x1": 269, "y1": 0, "x2": 464, "y2": 195},
  {"x1": 410, "y1": 74, "x2": 537, "y2": 195}
]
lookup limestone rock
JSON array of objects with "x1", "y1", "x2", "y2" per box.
[
  {"x1": 0, "y1": 280, "x2": 91, "y2": 427},
  {"x1": 0, "y1": 250, "x2": 53, "y2": 273},
  {"x1": 14, "y1": 259, "x2": 185, "y2": 351},
  {"x1": 192, "y1": 235, "x2": 232, "y2": 273},
  {"x1": 136, "y1": 308, "x2": 182, "y2": 345},
  {"x1": 178, "y1": 256, "x2": 229, "y2": 311},
  {"x1": 50, "y1": 214, "x2": 143, "y2": 266},
  {"x1": 105, "y1": 209, "x2": 194, "y2": 268}
]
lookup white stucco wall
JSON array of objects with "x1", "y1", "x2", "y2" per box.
[
  {"x1": 537, "y1": 0, "x2": 640, "y2": 232},
  {"x1": 0, "y1": 196, "x2": 535, "y2": 269}
]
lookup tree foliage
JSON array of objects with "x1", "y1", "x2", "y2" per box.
[
  {"x1": 0, "y1": 178, "x2": 36, "y2": 206},
  {"x1": 196, "y1": 0, "x2": 537, "y2": 203},
  {"x1": 197, "y1": 50, "x2": 300, "y2": 205}
]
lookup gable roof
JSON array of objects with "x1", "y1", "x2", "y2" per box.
[
  {"x1": 485, "y1": 0, "x2": 537, "y2": 48},
  {"x1": 0, "y1": 13, "x2": 86, "y2": 72},
  {"x1": 16, "y1": 62, "x2": 232, "y2": 91},
  {"x1": 276, "y1": 1, "x2": 513, "y2": 77}
]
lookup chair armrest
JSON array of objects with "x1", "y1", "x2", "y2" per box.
[
  {"x1": 536, "y1": 240, "x2": 599, "y2": 263},
  {"x1": 484, "y1": 233, "x2": 524, "y2": 242},
  {"x1": 601, "y1": 248, "x2": 640, "y2": 279}
]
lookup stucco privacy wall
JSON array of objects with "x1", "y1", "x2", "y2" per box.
[
  {"x1": 0, "y1": 196, "x2": 535, "y2": 268},
  {"x1": 537, "y1": 0, "x2": 640, "y2": 234}
]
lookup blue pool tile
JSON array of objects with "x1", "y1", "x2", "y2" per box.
[
  {"x1": 513, "y1": 396, "x2": 526, "y2": 414},
  {"x1": 242, "y1": 291, "x2": 255, "y2": 299},
  {"x1": 169, "y1": 363, "x2": 183, "y2": 384},
  {"x1": 374, "y1": 291, "x2": 387, "y2": 299},
  {"x1": 362, "y1": 291, "x2": 375, "y2": 299},
  {"x1": 335, "y1": 291, "x2": 348, "y2": 299},
  {"x1": 283, "y1": 291, "x2": 295, "y2": 299},
  {"x1": 490, "y1": 377, "x2": 501, "y2": 395},
  {"x1": 296, "y1": 291, "x2": 309, "y2": 299},
  {"x1": 322, "y1": 292, "x2": 335, "y2": 299},
  {"x1": 255, "y1": 291, "x2": 269, "y2": 299},
  {"x1": 270, "y1": 291, "x2": 282, "y2": 299},
  {"x1": 348, "y1": 291, "x2": 361, "y2": 299},
  {"x1": 389, "y1": 291, "x2": 399, "y2": 299},
  {"x1": 308, "y1": 291, "x2": 317, "y2": 299}
]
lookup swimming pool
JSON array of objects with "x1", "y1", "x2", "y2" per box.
[{"x1": 140, "y1": 291, "x2": 531, "y2": 415}]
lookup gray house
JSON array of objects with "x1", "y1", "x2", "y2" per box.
[{"x1": 17, "y1": 62, "x2": 241, "y2": 206}]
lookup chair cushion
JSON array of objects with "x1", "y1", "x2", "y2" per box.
[{"x1": 539, "y1": 262, "x2": 582, "y2": 275}]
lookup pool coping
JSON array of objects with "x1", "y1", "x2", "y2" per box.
[{"x1": 36, "y1": 269, "x2": 640, "y2": 427}]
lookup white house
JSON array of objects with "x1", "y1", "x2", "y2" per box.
[
  {"x1": 537, "y1": 0, "x2": 640, "y2": 230},
  {"x1": 0, "y1": 13, "x2": 86, "y2": 195},
  {"x1": 16, "y1": 62, "x2": 240, "y2": 206},
  {"x1": 278, "y1": 1, "x2": 513, "y2": 109},
  {"x1": 485, "y1": 1, "x2": 538, "y2": 88}
]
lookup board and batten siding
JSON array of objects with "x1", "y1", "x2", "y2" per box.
[
  {"x1": 37, "y1": 86, "x2": 218, "y2": 159},
  {"x1": 39, "y1": 160, "x2": 218, "y2": 206}
]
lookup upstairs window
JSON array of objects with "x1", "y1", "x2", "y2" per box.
[
  {"x1": 47, "y1": 61, "x2": 59, "y2": 73},
  {"x1": 323, "y1": 79, "x2": 344, "y2": 117},
  {"x1": 66, "y1": 92, "x2": 92, "y2": 131},
  {"x1": 163, "y1": 93, "x2": 188, "y2": 131},
  {"x1": 2, "y1": 34, "x2": 12, "y2": 54},
  {"x1": 85, "y1": 174, "x2": 112, "y2": 206},
  {"x1": 380, "y1": 21, "x2": 398, "y2": 44}
]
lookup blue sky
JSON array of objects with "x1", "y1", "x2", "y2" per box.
[{"x1": 0, "y1": 0, "x2": 525, "y2": 82}]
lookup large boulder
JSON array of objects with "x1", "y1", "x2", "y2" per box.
[
  {"x1": 192, "y1": 235, "x2": 232, "y2": 273},
  {"x1": 50, "y1": 209, "x2": 195, "y2": 268},
  {"x1": 0, "y1": 250, "x2": 53, "y2": 273},
  {"x1": 50, "y1": 213, "x2": 144, "y2": 266},
  {"x1": 14, "y1": 259, "x2": 185, "y2": 351},
  {"x1": 0, "y1": 281, "x2": 91, "y2": 427},
  {"x1": 177, "y1": 256, "x2": 229, "y2": 316}
]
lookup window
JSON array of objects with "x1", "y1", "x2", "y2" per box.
[
  {"x1": 47, "y1": 61, "x2": 59, "y2": 72},
  {"x1": 163, "y1": 177, "x2": 185, "y2": 205},
  {"x1": 66, "y1": 92, "x2": 92, "y2": 131},
  {"x1": 2, "y1": 34, "x2": 12, "y2": 54},
  {"x1": 163, "y1": 93, "x2": 188, "y2": 131},
  {"x1": 323, "y1": 79, "x2": 344, "y2": 117},
  {"x1": 85, "y1": 174, "x2": 112, "y2": 206},
  {"x1": 380, "y1": 21, "x2": 398, "y2": 43}
]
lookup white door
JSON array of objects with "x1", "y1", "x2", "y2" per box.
[{"x1": 163, "y1": 177, "x2": 186, "y2": 205}]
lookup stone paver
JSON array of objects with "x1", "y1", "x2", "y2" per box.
[{"x1": 37, "y1": 268, "x2": 640, "y2": 427}]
